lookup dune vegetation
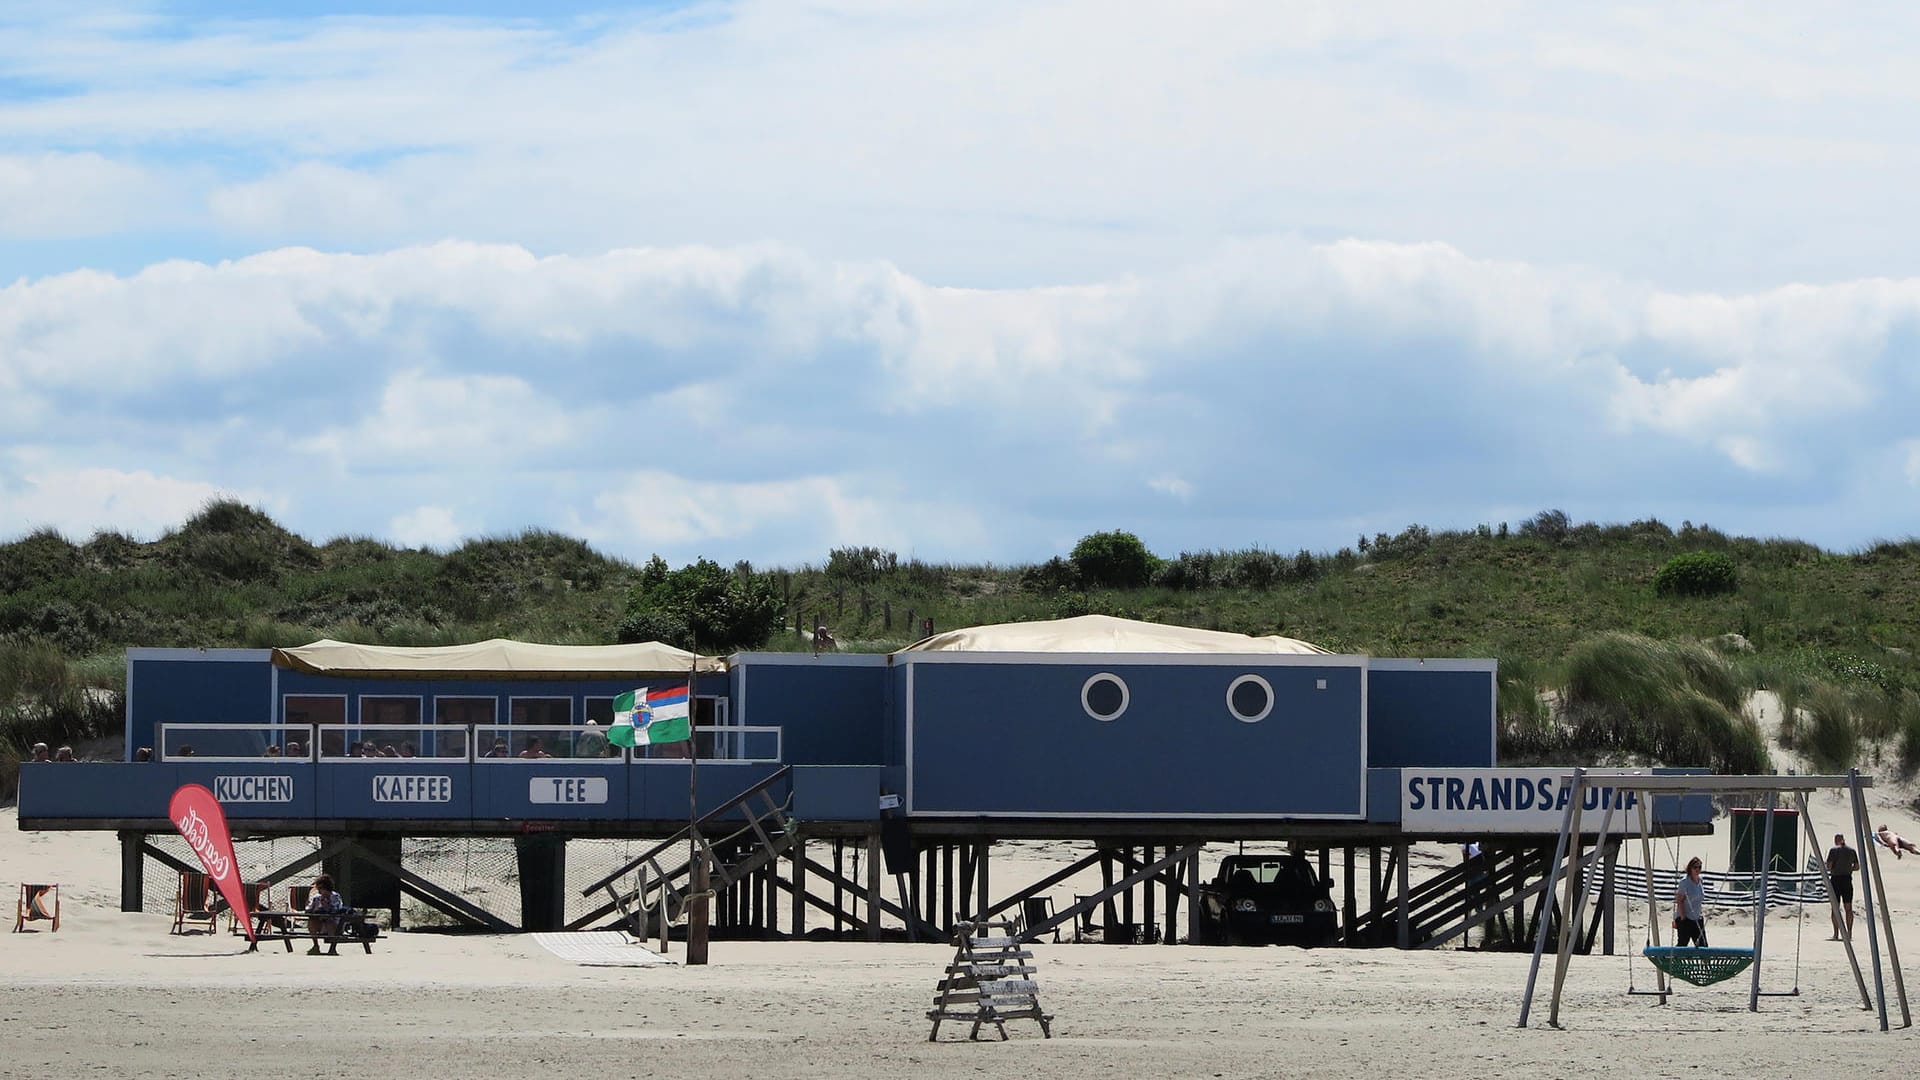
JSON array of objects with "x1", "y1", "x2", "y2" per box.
[{"x1": 5, "y1": 502, "x2": 1920, "y2": 799}]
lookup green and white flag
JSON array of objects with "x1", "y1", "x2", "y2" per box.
[
  {"x1": 607, "y1": 690, "x2": 649, "y2": 748},
  {"x1": 607, "y1": 685, "x2": 691, "y2": 747}
]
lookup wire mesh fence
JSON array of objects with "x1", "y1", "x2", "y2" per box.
[{"x1": 141, "y1": 833, "x2": 675, "y2": 928}]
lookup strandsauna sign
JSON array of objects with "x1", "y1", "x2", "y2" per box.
[{"x1": 1402, "y1": 768, "x2": 1642, "y2": 834}]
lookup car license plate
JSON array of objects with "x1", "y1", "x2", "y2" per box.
[{"x1": 1270, "y1": 914, "x2": 1304, "y2": 924}]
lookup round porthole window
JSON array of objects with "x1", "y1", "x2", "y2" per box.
[
  {"x1": 1081, "y1": 673, "x2": 1129, "y2": 722},
  {"x1": 1227, "y1": 674, "x2": 1274, "y2": 724}
]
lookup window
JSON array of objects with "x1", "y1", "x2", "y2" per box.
[
  {"x1": 284, "y1": 695, "x2": 345, "y2": 727},
  {"x1": 510, "y1": 698, "x2": 570, "y2": 726},
  {"x1": 1081, "y1": 673, "x2": 1129, "y2": 722},
  {"x1": 361, "y1": 696, "x2": 422, "y2": 726},
  {"x1": 435, "y1": 697, "x2": 495, "y2": 726},
  {"x1": 1226, "y1": 674, "x2": 1275, "y2": 724}
]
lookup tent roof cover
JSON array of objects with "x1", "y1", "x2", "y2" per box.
[
  {"x1": 897, "y1": 614, "x2": 1330, "y2": 655},
  {"x1": 271, "y1": 638, "x2": 722, "y2": 678}
]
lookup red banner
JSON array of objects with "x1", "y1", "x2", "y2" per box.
[{"x1": 168, "y1": 784, "x2": 256, "y2": 943}]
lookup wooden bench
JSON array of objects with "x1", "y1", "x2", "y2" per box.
[{"x1": 246, "y1": 910, "x2": 380, "y2": 954}]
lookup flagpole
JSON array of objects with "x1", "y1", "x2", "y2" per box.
[{"x1": 686, "y1": 627, "x2": 708, "y2": 965}]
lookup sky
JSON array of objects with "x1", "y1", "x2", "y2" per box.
[{"x1": 2, "y1": 1, "x2": 1919, "y2": 567}]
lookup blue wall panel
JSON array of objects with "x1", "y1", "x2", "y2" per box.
[
  {"x1": 128, "y1": 652, "x2": 274, "y2": 757},
  {"x1": 317, "y1": 761, "x2": 472, "y2": 820},
  {"x1": 1365, "y1": 663, "x2": 1496, "y2": 768},
  {"x1": 631, "y1": 762, "x2": 782, "y2": 821},
  {"x1": 472, "y1": 761, "x2": 628, "y2": 821},
  {"x1": 731, "y1": 657, "x2": 886, "y2": 765},
  {"x1": 791, "y1": 766, "x2": 881, "y2": 821},
  {"x1": 907, "y1": 659, "x2": 1365, "y2": 817}
]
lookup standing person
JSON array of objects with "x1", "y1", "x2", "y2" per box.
[
  {"x1": 1827, "y1": 834, "x2": 1859, "y2": 940},
  {"x1": 1672, "y1": 856, "x2": 1708, "y2": 947},
  {"x1": 304, "y1": 874, "x2": 347, "y2": 956}
]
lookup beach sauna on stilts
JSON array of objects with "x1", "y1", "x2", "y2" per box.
[{"x1": 16, "y1": 615, "x2": 1722, "y2": 959}]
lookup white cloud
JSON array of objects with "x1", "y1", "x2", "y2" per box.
[
  {"x1": 0, "y1": 152, "x2": 179, "y2": 237},
  {"x1": 1147, "y1": 475, "x2": 1193, "y2": 500},
  {"x1": 7, "y1": 5, "x2": 1920, "y2": 287},
  {"x1": 0, "y1": 234, "x2": 1917, "y2": 560},
  {"x1": 0, "y1": 456, "x2": 259, "y2": 539},
  {"x1": 388, "y1": 505, "x2": 466, "y2": 551}
]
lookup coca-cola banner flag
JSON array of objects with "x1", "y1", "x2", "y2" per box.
[{"x1": 168, "y1": 784, "x2": 256, "y2": 943}]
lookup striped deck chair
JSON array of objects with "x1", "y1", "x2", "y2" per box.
[
  {"x1": 172, "y1": 872, "x2": 219, "y2": 935},
  {"x1": 14, "y1": 884, "x2": 59, "y2": 932},
  {"x1": 226, "y1": 880, "x2": 270, "y2": 934}
]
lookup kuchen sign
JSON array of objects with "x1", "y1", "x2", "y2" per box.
[{"x1": 1401, "y1": 768, "x2": 1643, "y2": 834}]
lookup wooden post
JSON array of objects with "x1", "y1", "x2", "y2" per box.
[
  {"x1": 834, "y1": 839, "x2": 846, "y2": 937},
  {"x1": 1343, "y1": 847, "x2": 1356, "y2": 947},
  {"x1": 791, "y1": 835, "x2": 807, "y2": 939},
  {"x1": 865, "y1": 830, "x2": 882, "y2": 942},
  {"x1": 1186, "y1": 848, "x2": 1201, "y2": 945},
  {"x1": 687, "y1": 849, "x2": 710, "y2": 966},
  {"x1": 1395, "y1": 841, "x2": 1410, "y2": 949},
  {"x1": 119, "y1": 830, "x2": 145, "y2": 913},
  {"x1": 1164, "y1": 846, "x2": 1180, "y2": 944},
  {"x1": 976, "y1": 843, "x2": 990, "y2": 920}
]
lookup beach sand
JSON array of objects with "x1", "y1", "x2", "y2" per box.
[{"x1": 8, "y1": 757, "x2": 1920, "y2": 1076}]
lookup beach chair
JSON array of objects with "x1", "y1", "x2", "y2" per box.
[
  {"x1": 1019, "y1": 896, "x2": 1061, "y2": 943},
  {"x1": 14, "y1": 884, "x2": 59, "y2": 932},
  {"x1": 226, "y1": 880, "x2": 270, "y2": 934},
  {"x1": 286, "y1": 884, "x2": 312, "y2": 914},
  {"x1": 172, "y1": 871, "x2": 219, "y2": 935}
]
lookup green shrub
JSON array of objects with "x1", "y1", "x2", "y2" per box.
[
  {"x1": 1653, "y1": 551, "x2": 1738, "y2": 597},
  {"x1": 1070, "y1": 531, "x2": 1155, "y2": 589},
  {"x1": 619, "y1": 557, "x2": 780, "y2": 654}
]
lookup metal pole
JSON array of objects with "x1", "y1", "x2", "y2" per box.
[
  {"x1": 1749, "y1": 791, "x2": 1778, "y2": 1011},
  {"x1": 1518, "y1": 767, "x2": 1582, "y2": 1028},
  {"x1": 1793, "y1": 790, "x2": 1868, "y2": 1008},
  {"x1": 1852, "y1": 771, "x2": 1909, "y2": 1027},
  {"x1": 1546, "y1": 771, "x2": 1589, "y2": 1028},
  {"x1": 686, "y1": 648, "x2": 708, "y2": 965},
  {"x1": 1846, "y1": 770, "x2": 1888, "y2": 1030},
  {"x1": 1635, "y1": 792, "x2": 1668, "y2": 1002}
]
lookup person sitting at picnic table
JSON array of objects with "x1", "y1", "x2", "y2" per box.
[
  {"x1": 1877, "y1": 824, "x2": 1920, "y2": 859},
  {"x1": 304, "y1": 874, "x2": 348, "y2": 956},
  {"x1": 518, "y1": 736, "x2": 551, "y2": 759}
]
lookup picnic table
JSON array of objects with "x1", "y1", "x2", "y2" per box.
[{"x1": 246, "y1": 909, "x2": 380, "y2": 954}]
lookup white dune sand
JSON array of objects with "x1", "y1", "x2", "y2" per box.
[{"x1": 6, "y1": 769, "x2": 1920, "y2": 1078}]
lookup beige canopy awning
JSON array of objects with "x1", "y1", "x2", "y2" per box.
[
  {"x1": 896, "y1": 614, "x2": 1330, "y2": 655},
  {"x1": 270, "y1": 638, "x2": 723, "y2": 678}
]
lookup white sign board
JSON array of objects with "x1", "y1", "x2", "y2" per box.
[
  {"x1": 1401, "y1": 768, "x2": 1644, "y2": 834},
  {"x1": 529, "y1": 776, "x2": 609, "y2": 805},
  {"x1": 214, "y1": 775, "x2": 294, "y2": 803},
  {"x1": 373, "y1": 775, "x2": 453, "y2": 803}
]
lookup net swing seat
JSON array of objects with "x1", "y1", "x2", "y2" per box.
[{"x1": 1642, "y1": 946, "x2": 1756, "y2": 987}]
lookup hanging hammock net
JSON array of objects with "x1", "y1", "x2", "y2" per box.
[{"x1": 1642, "y1": 946, "x2": 1757, "y2": 987}]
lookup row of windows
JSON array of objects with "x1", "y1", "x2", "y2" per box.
[
  {"x1": 1079, "y1": 673, "x2": 1279, "y2": 724},
  {"x1": 282, "y1": 695, "x2": 725, "y2": 728}
]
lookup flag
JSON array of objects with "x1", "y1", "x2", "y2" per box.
[
  {"x1": 639, "y1": 684, "x2": 691, "y2": 745},
  {"x1": 607, "y1": 690, "x2": 650, "y2": 748},
  {"x1": 168, "y1": 784, "x2": 257, "y2": 944}
]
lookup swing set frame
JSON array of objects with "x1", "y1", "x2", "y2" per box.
[{"x1": 1517, "y1": 768, "x2": 1912, "y2": 1031}]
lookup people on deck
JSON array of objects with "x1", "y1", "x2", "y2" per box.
[
  {"x1": 52, "y1": 746, "x2": 75, "y2": 762},
  {"x1": 484, "y1": 737, "x2": 510, "y2": 759},
  {"x1": 1828, "y1": 834, "x2": 1859, "y2": 939},
  {"x1": 1672, "y1": 856, "x2": 1708, "y2": 947},
  {"x1": 305, "y1": 874, "x2": 347, "y2": 956},
  {"x1": 134, "y1": 747, "x2": 153, "y2": 762},
  {"x1": 29, "y1": 743, "x2": 50, "y2": 762},
  {"x1": 1877, "y1": 824, "x2": 1920, "y2": 858},
  {"x1": 264, "y1": 745, "x2": 282, "y2": 757},
  {"x1": 518, "y1": 736, "x2": 551, "y2": 759}
]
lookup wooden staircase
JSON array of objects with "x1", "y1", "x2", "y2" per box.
[
  {"x1": 570, "y1": 766, "x2": 795, "y2": 932},
  {"x1": 927, "y1": 918, "x2": 1053, "y2": 1041}
]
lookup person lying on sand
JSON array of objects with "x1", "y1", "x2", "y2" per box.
[{"x1": 1876, "y1": 825, "x2": 1920, "y2": 858}]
